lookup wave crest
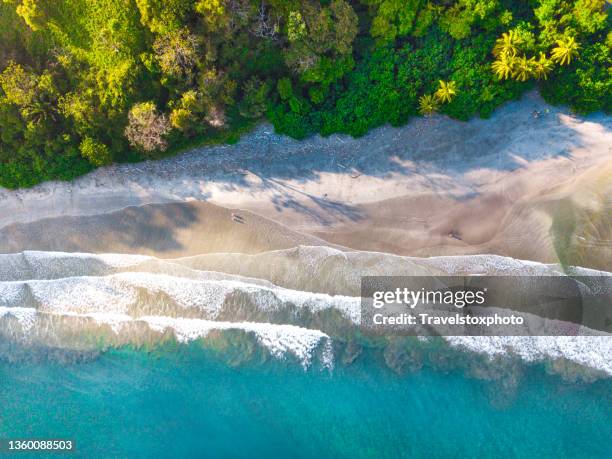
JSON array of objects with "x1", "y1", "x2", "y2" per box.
[{"x1": 0, "y1": 248, "x2": 610, "y2": 380}]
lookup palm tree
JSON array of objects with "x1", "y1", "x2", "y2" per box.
[
  {"x1": 531, "y1": 53, "x2": 554, "y2": 80},
  {"x1": 20, "y1": 96, "x2": 59, "y2": 125},
  {"x1": 493, "y1": 30, "x2": 522, "y2": 57},
  {"x1": 418, "y1": 94, "x2": 439, "y2": 115},
  {"x1": 492, "y1": 53, "x2": 515, "y2": 80},
  {"x1": 551, "y1": 36, "x2": 580, "y2": 66},
  {"x1": 434, "y1": 80, "x2": 457, "y2": 104},
  {"x1": 512, "y1": 55, "x2": 533, "y2": 82}
]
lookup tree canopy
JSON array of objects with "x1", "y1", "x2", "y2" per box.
[{"x1": 0, "y1": 0, "x2": 609, "y2": 188}]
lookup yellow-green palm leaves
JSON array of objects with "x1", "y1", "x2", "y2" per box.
[
  {"x1": 434, "y1": 80, "x2": 457, "y2": 104},
  {"x1": 492, "y1": 53, "x2": 515, "y2": 80},
  {"x1": 492, "y1": 30, "x2": 522, "y2": 81},
  {"x1": 551, "y1": 36, "x2": 580, "y2": 66},
  {"x1": 418, "y1": 81, "x2": 457, "y2": 117},
  {"x1": 493, "y1": 30, "x2": 522, "y2": 57},
  {"x1": 418, "y1": 94, "x2": 439, "y2": 115},
  {"x1": 531, "y1": 53, "x2": 554, "y2": 80},
  {"x1": 491, "y1": 28, "x2": 563, "y2": 82},
  {"x1": 512, "y1": 56, "x2": 533, "y2": 82}
]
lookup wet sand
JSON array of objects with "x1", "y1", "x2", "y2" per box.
[
  {"x1": 0, "y1": 201, "x2": 337, "y2": 257},
  {"x1": 314, "y1": 162, "x2": 612, "y2": 270}
]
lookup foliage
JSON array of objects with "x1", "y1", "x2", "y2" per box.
[
  {"x1": 439, "y1": 0, "x2": 500, "y2": 40},
  {"x1": 0, "y1": 0, "x2": 609, "y2": 188},
  {"x1": 153, "y1": 29, "x2": 200, "y2": 80},
  {"x1": 418, "y1": 94, "x2": 439, "y2": 115},
  {"x1": 124, "y1": 102, "x2": 171, "y2": 154},
  {"x1": 434, "y1": 80, "x2": 457, "y2": 103},
  {"x1": 363, "y1": 0, "x2": 424, "y2": 42},
  {"x1": 284, "y1": 0, "x2": 359, "y2": 98},
  {"x1": 79, "y1": 137, "x2": 112, "y2": 166},
  {"x1": 136, "y1": 0, "x2": 192, "y2": 34},
  {"x1": 551, "y1": 36, "x2": 580, "y2": 66},
  {"x1": 239, "y1": 77, "x2": 270, "y2": 119},
  {"x1": 540, "y1": 42, "x2": 612, "y2": 114}
]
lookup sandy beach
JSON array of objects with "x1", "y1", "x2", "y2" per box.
[
  {"x1": 1, "y1": 91, "x2": 611, "y2": 381},
  {"x1": 0, "y1": 91, "x2": 610, "y2": 269}
]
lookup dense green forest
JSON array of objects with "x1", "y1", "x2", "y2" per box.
[{"x1": 0, "y1": 0, "x2": 609, "y2": 188}]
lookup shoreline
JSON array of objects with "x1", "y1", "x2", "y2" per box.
[
  {"x1": 1, "y1": 248, "x2": 610, "y2": 378},
  {"x1": 1, "y1": 91, "x2": 610, "y2": 267}
]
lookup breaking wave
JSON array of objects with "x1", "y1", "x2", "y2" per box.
[{"x1": 0, "y1": 248, "x2": 610, "y2": 379}]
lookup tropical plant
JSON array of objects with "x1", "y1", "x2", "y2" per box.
[
  {"x1": 79, "y1": 137, "x2": 112, "y2": 166},
  {"x1": 493, "y1": 31, "x2": 522, "y2": 57},
  {"x1": 551, "y1": 36, "x2": 580, "y2": 66},
  {"x1": 170, "y1": 107, "x2": 194, "y2": 132},
  {"x1": 124, "y1": 102, "x2": 171, "y2": 153},
  {"x1": 367, "y1": 0, "x2": 422, "y2": 42},
  {"x1": 492, "y1": 53, "x2": 515, "y2": 80},
  {"x1": 0, "y1": 61, "x2": 37, "y2": 106},
  {"x1": 153, "y1": 29, "x2": 200, "y2": 79},
  {"x1": 434, "y1": 80, "x2": 457, "y2": 104},
  {"x1": 512, "y1": 56, "x2": 533, "y2": 82},
  {"x1": 418, "y1": 94, "x2": 439, "y2": 115},
  {"x1": 531, "y1": 53, "x2": 554, "y2": 80},
  {"x1": 0, "y1": 0, "x2": 608, "y2": 189},
  {"x1": 238, "y1": 78, "x2": 270, "y2": 119},
  {"x1": 21, "y1": 98, "x2": 58, "y2": 125}
]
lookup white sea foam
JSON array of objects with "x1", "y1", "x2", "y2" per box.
[
  {"x1": 0, "y1": 249, "x2": 610, "y2": 377},
  {"x1": 422, "y1": 254, "x2": 562, "y2": 276},
  {"x1": 444, "y1": 336, "x2": 612, "y2": 377},
  {"x1": 0, "y1": 273, "x2": 359, "y2": 322},
  {"x1": 174, "y1": 246, "x2": 571, "y2": 297},
  {"x1": 0, "y1": 308, "x2": 331, "y2": 369},
  {"x1": 0, "y1": 306, "x2": 37, "y2": 332},
  {"x1": 142, "y1": 316, "x2": 332, "y2": 369}
]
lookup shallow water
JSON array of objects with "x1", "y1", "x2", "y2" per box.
[
  {"x1": 1, "y1": 345, "x2": 610, "y2": 458},
  {"x1": 1, "y1": 249, "x2": 611, "y2": 457}
]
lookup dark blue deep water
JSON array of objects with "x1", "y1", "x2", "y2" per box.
[{"x1": 1, "y1": 345, "x2": 610, "y2": 458}]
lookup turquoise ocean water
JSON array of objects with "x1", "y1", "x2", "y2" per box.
[
  {"x1": 1, "y1": 247, "x2": 610, "y2": 457},
  {"x1": 1, "y1": 344, "x2": 610, "y2": 458}
]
